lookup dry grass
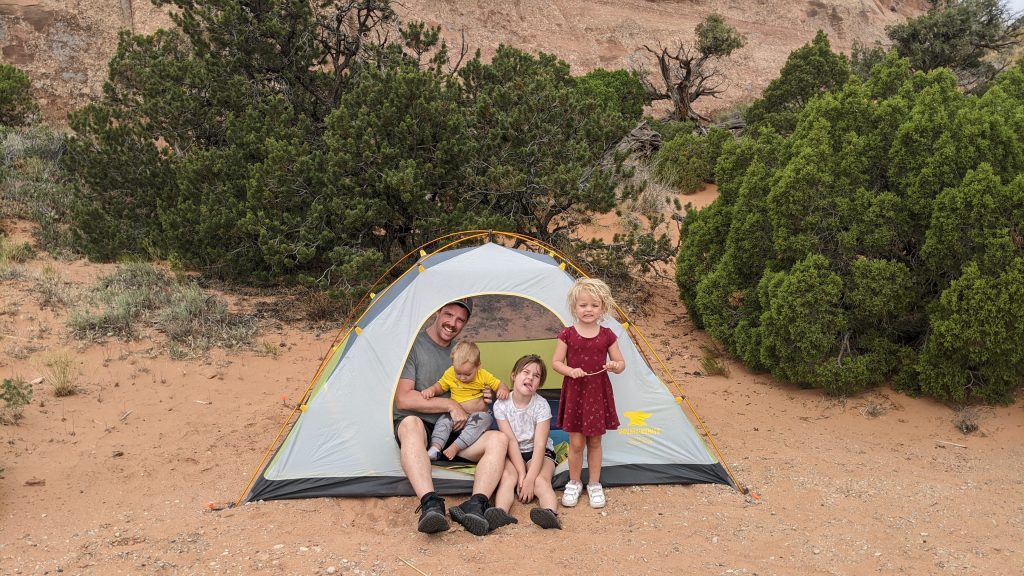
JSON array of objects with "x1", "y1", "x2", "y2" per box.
[
  {"x1": 0, "y1": 234, "x2": 33, "y2": 280},
  {"x1": 296, "y1": 289, "x2": 345, "y2": 323},
  {"x1": 32, "y1": 264, "x2": 74, "y2": 308},
  {"x1": 159, "y1": 285, "x2": 257, "y2": 359},
  {"x1": 1, "y1": 126, "x2": 76, "y2": 253},
  {"x1": 954, "y1": 406, "x2": 981, "y2": 435},
  {"x1": 699, "y1": 342, "x2": 731, "y2": 377},
  {"x1": 68, "y1": 263, "x2": 172, "y2": 340},
  {"x1": 861, "y1": 400, "x2": 888, "y2": 418},
  {"x1": 37, "y1": 350, "x2": 80, "y2": 397},
  {"x1": 254, "y1": 340, "x2": 282, "y2": 358}
]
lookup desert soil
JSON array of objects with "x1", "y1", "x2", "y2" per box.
[
  {"x1": 3, "y1": 2, "x2": 1022, "y2": 574},
  {"x1": 1, "y1": 205, "x2": 1023, "y2": 576}
]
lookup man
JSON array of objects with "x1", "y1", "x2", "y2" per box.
[{"x1": 393, "y1": 298, "x2": 511, "y2": 536}]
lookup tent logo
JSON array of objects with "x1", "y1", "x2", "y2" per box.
[
  {"x1": 623, "y1": 411, "x2": 652, "y2": 427},
  {"x1": 618, "y1": 410, "x2": 662, "y2": 441}
]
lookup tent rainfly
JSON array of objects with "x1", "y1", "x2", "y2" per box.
[{"x1": 243, "y1": 237, "x2": 736, "y2": 502}]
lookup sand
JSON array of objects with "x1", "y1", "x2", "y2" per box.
[{"x1": 2, "y1": 214, "x2": 1023, "y2": 575}]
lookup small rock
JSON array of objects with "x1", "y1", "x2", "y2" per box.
[
  {"x1": 326, "y1": 568, "x2": 337, "y2": 575},
  {"x1": 813, "y1": 549, "x2": 821, "y2": 555}
]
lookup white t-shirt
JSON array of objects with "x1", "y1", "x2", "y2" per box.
[{"x1": 493, "y1": 394, "x2": 555, "y2": 453}]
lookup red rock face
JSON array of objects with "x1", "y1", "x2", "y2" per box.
[{"x1": 1, "y1": 1, "x2": 925, "y2": 123}]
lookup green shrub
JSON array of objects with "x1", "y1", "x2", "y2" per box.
[
  {"x1": 745, "y1": 31, "x2": 851, "y2": 134},
  {"x1": 64, "y1": 4, "x2": 649, "y2": 301},
  {"x1": 0, "y1": 64, "x2": 39, "y2": 127},
  {"x1": 652, "y1": 132, "x2": 709, "y2": 192},
  {"x1": 648, "y1": 119, "x2": 692, "y2": 143},
  {"x1": 574, "y1": 68, "x2": 648, "y2": 121},
  {"x1": 676, "y1": 54, "x2": 1024, "y2": 404},
  {"x1": 1, "y1": 126, "x2": 75, "y2": 252},
  {"x1": 1, "y1": 377, "x2": 33, "y2": 424}
]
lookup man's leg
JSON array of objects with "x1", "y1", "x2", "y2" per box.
[
  {"x1": 397, "y1": 417, "x2": 435, "y2": 497},
  {"x1": 449, "y1": 430, "x2": 508, "y2": 536},
  {"x1": 458, "y1": 429, "x2": 508, "y2": 496},
  {"x1": 396, "y1": 417, "x2": 448, "y2": 534}
]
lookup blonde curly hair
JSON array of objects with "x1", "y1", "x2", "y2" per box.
[{"x1": 566, "y1": 278, "x2": 617, "y2": 321}]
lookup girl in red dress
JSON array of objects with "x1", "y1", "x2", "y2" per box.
[{"x1": 552, "y1": 278, "x2": 625, "y2": 509}]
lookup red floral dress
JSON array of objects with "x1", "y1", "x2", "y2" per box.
[{"x1": 556, "y1": 326, "x2": 620, "y2": 435}]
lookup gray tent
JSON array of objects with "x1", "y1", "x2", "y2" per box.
[{"x1": 244, "y1": 238, "x2": 736, "y2": 502}]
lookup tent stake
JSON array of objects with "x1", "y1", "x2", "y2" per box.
[{"x1": 398, "y1": 557, "x2": 429, "y2": 575}]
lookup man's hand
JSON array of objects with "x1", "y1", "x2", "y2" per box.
[
  {"x1": 449, "y1": 403, "x2": 469, "y2": 430},
  {"x1": 495, "y1": 386, "x2": 509, "y2": 401}
]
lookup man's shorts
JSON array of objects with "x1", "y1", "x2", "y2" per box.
[{"x1": 394, "y1": 415, "x2": 455, "y2": 449}]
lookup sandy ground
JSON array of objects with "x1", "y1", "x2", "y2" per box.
[{"x1": 2, "y1": 210, "x2": 1023, "y2": 576}]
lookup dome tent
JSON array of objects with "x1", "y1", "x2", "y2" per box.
[{"x1": 242, "y1": 233, "x2": 737, "y2": 503}]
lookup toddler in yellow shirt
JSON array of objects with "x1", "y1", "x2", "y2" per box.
[{"x1": 421, "y1": 340, "x2": 509, "y2": 460}]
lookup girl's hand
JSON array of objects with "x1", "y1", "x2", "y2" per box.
[
  {"x1": 604, "y1": 360, "x2": 624, "y2": 373},
  {"x1": 569, "y1": 367, "x2": 586, "y2": 379},
  {"x1": 496, "y1": 386, "x2": 509, "y2": 400},
  {"x1": 518, "y1": 477, "x2": 536, "y2": 503},
  {"x1": 421, "y1": 388, "x2": 435, "y2": 399},
  {"x1": 516, "y1": 473, "x2": 527, "y2": 496}
]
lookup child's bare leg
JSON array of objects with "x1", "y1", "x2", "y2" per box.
[
  {"x1": 494, "y1": 460, "x2": 518, "y2": 512},
  {"x1": 586, "y1": 435, "x2": 603, "y2": 484},
  {"x1": 567, "y1": 432, "x2": 586, "y2": 482},
  {"x1": 534, "y1": 458, "x2": 558, "y2": 511}
]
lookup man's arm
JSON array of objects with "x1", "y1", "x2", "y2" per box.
[
  {"x1": 396, "y1": 378, "x2": 458, "y2": 413},
  {"x1": 420, "y1": 382, "x2": 444, "y2": 399},
  {"x1": 396, "y1": 377, "x2": 469, "y2": 429}
]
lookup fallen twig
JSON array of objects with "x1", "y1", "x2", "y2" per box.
[
  {"x1": 194, "y1": 400, "x2": 212, "y2": 405},
  {"x1": 398, "y1": 558, "x2": 429, "y2": 576},
  {"x1": 937, "y1": 440, "x2": 967, "y2": 448},
  {"x1": 119, "y1": 410, "x2": 133, "y2": 421}
]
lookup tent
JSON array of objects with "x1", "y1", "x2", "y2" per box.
[{"x1": 241, "y1": 233, "x2": 737, "y2": 503}]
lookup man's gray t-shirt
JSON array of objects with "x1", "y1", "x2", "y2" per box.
[{"x1": 393, "y1": 329, "x2": 452, "y2": 426}]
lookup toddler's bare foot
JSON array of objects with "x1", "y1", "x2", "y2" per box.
[{"x1": 442, "y1": 445, "x2": 460, "y2": 460}]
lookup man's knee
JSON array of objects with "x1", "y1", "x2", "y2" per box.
[
  {"x1": 481, "y1": 429, "x2": 508, "y2": 451},
  {"x1": 397, "y1": 417, "x2": 427, "y2": 445}
]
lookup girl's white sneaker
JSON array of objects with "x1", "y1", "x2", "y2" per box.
[
  {"x1": 561, "y1": 480, "x2": 583, "y2": 507},
  {"x1": 587, "y1": 483, "x2": 606, "y2": 508}
]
